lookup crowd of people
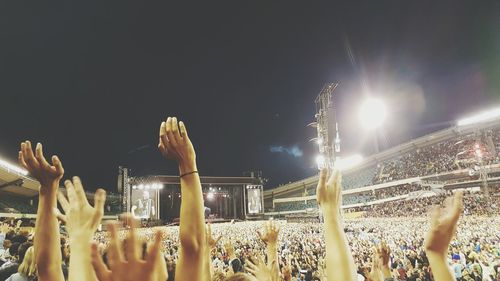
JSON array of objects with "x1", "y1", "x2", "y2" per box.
[
  {"x1": 0, "y1": 117, "x2": 498, "y2": 281},
  {"x1": 372, "y1": 132, "x2": 500, "y2": 185}
]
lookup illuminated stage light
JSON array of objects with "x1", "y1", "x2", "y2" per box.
[
  {"x1": 138, "y1": 184, "x2": 144, "y2": 190},
  {"x1": 207, "y1": 192, "x2": 214, "y2": 200},
  {"x1": 359, "y1": 98, "x2": 386, "y2": 129}
]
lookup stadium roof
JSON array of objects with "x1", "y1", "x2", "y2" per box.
[{"x1": 0, "y1": 156, "x2": 39, "y2": 197}]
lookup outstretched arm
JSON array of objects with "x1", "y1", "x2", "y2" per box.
[
  {"x1": 19, "y1": 141, "x2": 64, "y2": 281},
  {"x1": 57, "y1": 177, "x2": 106, "y2": 281},
  {"x1": 424, "y1": 191, "x2": 463, "y2": 281},
  {"x1": 257, "y1": 220, "x2": 280, "y2": 281},
  {"x1": 159, "y1": 117, "x2": 206, "y2": 281},
  {"x1": 316, "y1": 169, "x2": 357, "y2": 281}
]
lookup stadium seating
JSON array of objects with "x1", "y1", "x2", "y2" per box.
[{"x1": 0, "y1": 194, "x2": 37, "y2": 214}]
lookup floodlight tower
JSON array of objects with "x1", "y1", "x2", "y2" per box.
[{"x1": 314, "y1": 83, "x2": 340, "y2": 169}]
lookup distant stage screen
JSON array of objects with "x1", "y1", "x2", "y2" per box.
[
  {"x1": 131, "y1": 189, "x2": 157, "y2": 219},
  {"x1": 247, "y1": 188, "x2": 262, "y2": 214}
]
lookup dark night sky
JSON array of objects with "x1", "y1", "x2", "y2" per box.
[{"x1": 1, "y1": 2, "x2": 499, "y2": 192}]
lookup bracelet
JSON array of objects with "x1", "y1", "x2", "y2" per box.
[{"x1": 180, "y1": 171, "x2": 198, "y2": 178}]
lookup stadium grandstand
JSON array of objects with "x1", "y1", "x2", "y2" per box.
[
  {"x1": 264, "y1": 112, "x2": 500, "y2": 219},
  {"x1": 0, "y1": 157, "x2": 122, "y2": 219}
]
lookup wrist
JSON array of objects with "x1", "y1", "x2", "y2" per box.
[
  {"x1": 179, "y1": 161, "x2": 197, "y2": 175},
  {"x1": 39, "y1": 182, "x2": 60, "y2": 196}
]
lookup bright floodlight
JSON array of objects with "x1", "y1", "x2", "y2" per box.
[
  {"x1": 457, "y1": 107, "x2": 500, "y2": 126},
  {"x1": 359, "y1": 98, "x2": 386, "y2": 129},
  {"x1": 207, "y1": 192, "x2": 214, "y2": 200},
  {"x1": 335, "y1": 154, "x2": 363, "y2": 170}
]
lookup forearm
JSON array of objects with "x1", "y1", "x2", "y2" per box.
[
  {"x1": 267, "y1": 243, "x2": 279, "y2": 280},
  {"x1": 427, "y1": 252, "x2": 454, "y2": 281},
  {"x1": 35, "y1": 188, "x2": 63, "y2": 281},
  {"x1": 68, "y1": 244, "x2": 97, "y2": 281},
  {"x1": 323, "y1": 213, "x2": 356, "y2": 281},
  {"x1": 203, "y1": 246, "x2": 213, "y2": 281},
  {"x1": 179, "y1": 162, "x2": 205, "y2": 251},
  {"x1": 177, "y1": 161, "x2": 206, "y2": 281}
]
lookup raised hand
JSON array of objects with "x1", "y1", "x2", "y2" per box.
[
  {"x1": 57, "y1": 177, "x2": 106, "y2": 281},
  {"x1": 245, "y1": 254, "x2": 277, "y2": 281},
  {"x1": 158, "y1": 117, "x2": 196, "y2": 174},
  {"x1": 425, "y1": 191, "x2": 464, "y2": 256},
  {"x1": 370, "y1": 242, "x2": 391, "y2": 281},
  {"x1": 257, "y1": 220, "x2": 280, "y2": 245},
  {"x1": 20, "y1": 141, "x2": 65, "y2": 281},
  {"x1": 57, "y1": 177, "x2": 106, "y2": 241},
  {"x1": 257, "y1": 220, "x2": 280, "y2": 280},
  {"x1": 206, "y1": 223, "x2": 222, "y2": 250},
  {"x1": 91, "y1": 219, "x2": 162, "y2": 281},
  {"x1": 316, "y1": 169, "x2": 342, "y2": 215},
  {"x1": 158, "y1": 116, "x2": 206, "y2": 280},
  {"x1": 19, "y1": 141, "x2": 64, "y2": 192}
]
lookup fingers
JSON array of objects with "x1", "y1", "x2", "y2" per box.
[
  {"x1": 64, "y1": 179, "x2": 77, "y2": 206},
  {"x1": 52, "y1": 155, "x2": 64, "y2": 176},
  {"x1": 171, "y1": 117, "x2": 182, "y2": 142},
  {"x1": 328, "y1": 168, "x2": 342, "y2": 188},
  {"x1": 22, "y1": 141, "x2": 38, "y2": 168},
  {"x1": 179, "y1": 121, "x2": 189, "y2": 139},
  {"x1": 317, "y1": 169, "x2": 328, "y2": 191},
  {"x1": 18, "y1": 150, "x2": 28, "y2": 169},
  {"x1": 72, "y1": 176, "x2": 88, "y2": 205},
  {"x1": 166, "y1": 117, "x2": 178, "y2": 147},
  {"x1": 57, "y1": 192, "x2": 70, "y2": 213},
  {"x1": 215, "y1": 235, "x2": 222, "y2": 244},
  {"x1": 122, "y1": 214, "x2": 141, "y2": 261},
  {"x1": 35, "y1": 143, "x2": 51, "y2": 169},
  {"x1": 159, "y1": 121, "x2": 169, "y2": 147},
  {"x1": 89, "y1": 189, "x2": 106, "y2": 230},
  {"x1": 451, "y1": 190, "x2": 464, "y2": 221},
  {"x1": 429, "y1": 205, "x2": 441, "y2": 228},
  {"x1": 256, "y1": 230, "x2": 263, "y2": 240},
  {"x1": 91, "y1": 243, "x2": 111, "y2": 281},
  {"x1": 107, "y1": 223, "x2": 125, "y2": 268},
  {"x1": 145, "y1": 230, "x2": 162, "y2": 271},
  {"x1": 53, "y1": 208, "x2": 67, "y2": 223}
]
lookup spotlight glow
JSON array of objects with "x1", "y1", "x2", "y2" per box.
[
  {"x1": 335, "y1": 154, "x2": 363, "y2": 170},
  {"x1": 359, "y1": 98, "x2": 386, "y2": 129},
  {"x1": 207, "y1": 192, "x2": 214, "y2": 200},
  {"x1": 315, "y1": 155, "x2": 326, "y2": 169}
]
